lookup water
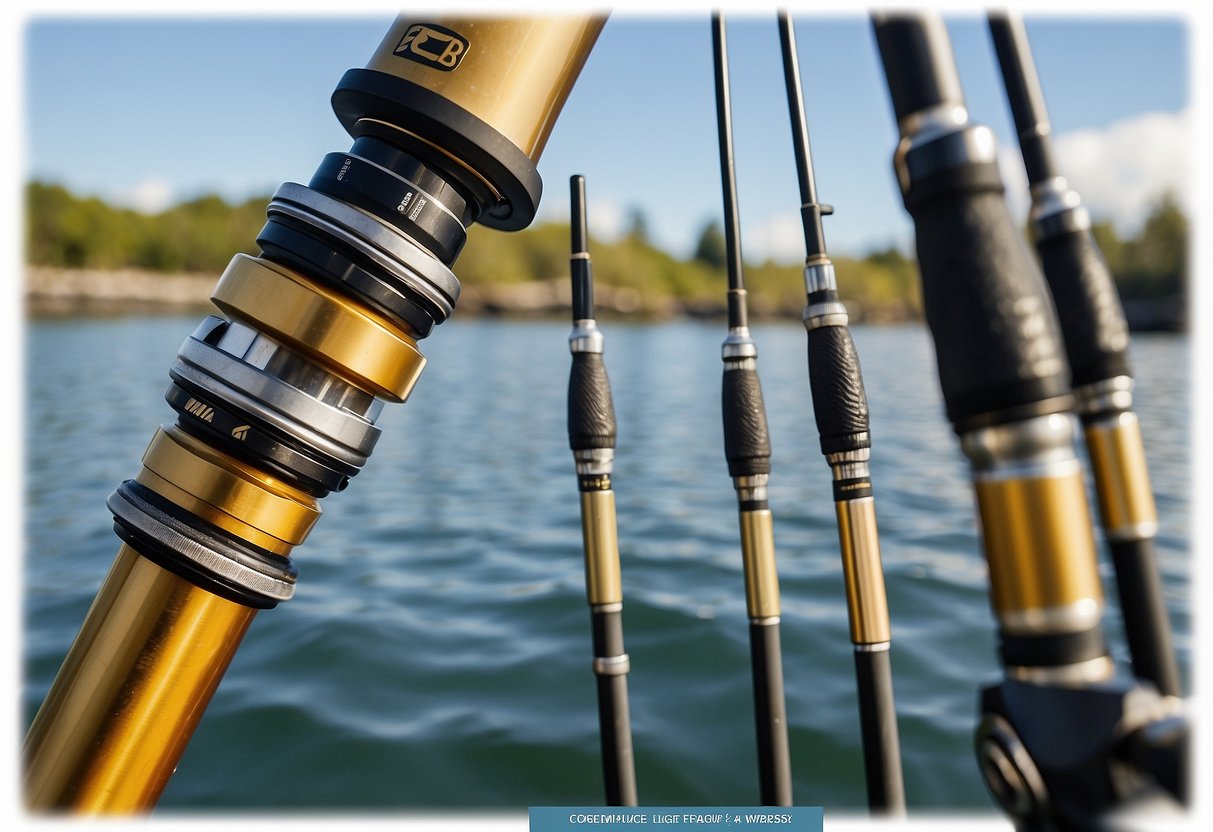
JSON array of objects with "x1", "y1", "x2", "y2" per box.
[{"x1": 22, "y1": 316, "x2": 1191, "y2": 813}]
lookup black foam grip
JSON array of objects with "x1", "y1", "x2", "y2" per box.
[
  {"x1": 722, "y1": 367, "x2": 772, "y2": 477},
  {"x1": 807, "y1": 324, "x2": 871, "y2": 454},
  {"x1": 1036, "y1": 227, "x2": 1131, "y2": 389},
  {"x1": 568, "y1": 351, "x2": 616, "y2": 451},
  {"x1": 908, "y1": 164, "x2": 1071, "y2": 427}
]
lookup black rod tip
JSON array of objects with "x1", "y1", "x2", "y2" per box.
[{"x1": 571, "y1": 175, "x2": 588, "y2": 255}]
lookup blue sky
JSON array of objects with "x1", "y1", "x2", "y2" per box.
[{"x1": 23, "y1": 9, "x2": 1192, "y2": 261}]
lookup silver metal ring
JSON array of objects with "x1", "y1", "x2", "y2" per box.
[
  {"x1": 593, "y1": 654, "x2": 632, "y2": 676},
  {"x1": 175, "y1": 335, "x2": 380, "y2": 464},
  {"x1": 854, "y1": 641, "x2": 891, "y2": 653},
  {"x1": 108, "y1": 486, "x2": 296, "y2": 602},
  {"x1": 962, "y1": 413, "x2": 1082, "y2": 479},
  {"x1": 270, "y1": 183, "x2": 459, "y2": 314},
  {"x1": 569, "y1": 319, "x2": 605, "y2": 354}
]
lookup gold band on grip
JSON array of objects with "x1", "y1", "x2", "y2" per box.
[
  {"x1": 739, "y1": 509, "x2": 781, "y2": 620},
  {"x1": 835, "y1": 498, "x2": 892, "y2": 645},
  {"x1": 580, "y1": 489, "x2": 622, "y2": 606},
  {"x1": 1084, "y1": 412, "x2": 1158, "y2": 541},
  {"x1": 974, "y1": 465, "x2": 1103, "y2": 635}
]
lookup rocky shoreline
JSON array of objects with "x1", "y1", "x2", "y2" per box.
[
  {"x1": 25, "y1": 267, "x2": 1183, "y2": 330},
  {"x1": 24, "y1": 266, "x2": 720, "y2": 320}
]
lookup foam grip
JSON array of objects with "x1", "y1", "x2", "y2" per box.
[
  {"x1": 722, "y1": 367, "x2": 772, "y2": 478},
  {"x1": 568, "y1": 351, "x2": 616, "y2": 451},
  {"x1": 1036, "y1": 226, "x2": 1131, "y2": 389},
  {"x1": 807, "y1": 324, "x2": 870, "y2": 454},
  {"x1": 908, "y1": 164, "x2": 1071, "y2": 427}
]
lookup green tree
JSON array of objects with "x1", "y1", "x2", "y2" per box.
[{"x1": 692, "y1": 220, "x2": 727, "y2": 270}]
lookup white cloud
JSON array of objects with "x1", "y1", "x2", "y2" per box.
[
  {"x1": 537, "y1": 193, "x2": 627, "y2": 243},
  {"x1": 110, "y1": 178, "x2": 174, "y2": 215},
  {"x1": 743, "y1": 212, "x2": 805, "y2": 264},
  {"x1": 1053, "y1": 110, "x2": 1189, "y2": 235}
]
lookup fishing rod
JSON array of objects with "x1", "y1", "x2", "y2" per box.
[
  {"x1": 776, "y1": 13, "x2": 904, "y2": 815},
  {"x1": 23, "y1": 15, "x2": 606, "y2": 811},
  {"x1": 870, "y1": 13, "x2": 1186, "y2": 827},
  {"x1": 988, "y1": 12, "x2": 1181, "y2": 700},
  {"x1": 567, "y1": 174, "x2": 639, "y2": 807},
  {"x1": 711, "y1": 13, "x2": 793, "y2": 808}
]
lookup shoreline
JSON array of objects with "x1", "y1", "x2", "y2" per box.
[{"x1": 24, "y1": 266, "x2": 1184, "y2": 330}]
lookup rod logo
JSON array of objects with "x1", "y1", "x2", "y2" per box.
[
  {"x1": 393, "y1": 23, "x2": 469, "y2": 71},
  {"x1": 231, "y1": 425, "x2": 250, "y2": 441},
  {"x1": 183, "y1": 398, "x2": 214, "y2": 423}
]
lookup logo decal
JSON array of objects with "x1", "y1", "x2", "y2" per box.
[
  {"x1": 393, "y1": 23, "x2": 469, "y2": 71},
  {"x1": 184, "y1": 397, "x2": 215, "y2": 423}
]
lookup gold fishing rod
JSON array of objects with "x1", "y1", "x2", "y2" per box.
[
  {"x1": 24, "y1": 14, "x2": 605, "y2": 812},
  {"x1": 988, "y1": 12, "x2": 1180, "y2": 700},
  {"x1": 777, "y1": 13, "x2": 904, "y2": 815},
  {"x1": 566, "y1": 174, "x2": 639, "y2": 807},
  {"x1": 711, "y1": 13, "x2": 793, "y2": 807},
  {"x1": 871, "y1": 14, "x2": 1186, "y2": 826}
]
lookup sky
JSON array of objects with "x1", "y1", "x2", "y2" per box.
[
  {"x1": 4, "y1": 5, "x2": 1213, "y2": 832},
  {"x1": 19, "y1": 5, "x2": 1194, "y2": 263}
]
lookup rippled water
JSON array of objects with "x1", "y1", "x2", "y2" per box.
[{"x1": 22, "y1": 316, "x2": 1190, "y2": 812}]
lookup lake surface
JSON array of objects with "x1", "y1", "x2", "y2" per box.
[{"x1": 22, "y1": 316, "x2": 1191, "y2": 813}]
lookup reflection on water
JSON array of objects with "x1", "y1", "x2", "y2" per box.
[{"x1": 23, "y1": 316, "x2": 1190, "y2": 810}]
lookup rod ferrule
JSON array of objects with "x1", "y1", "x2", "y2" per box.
[
  {"x1": 593, "y1": 654, "x2": 632, "y2": 676},
  {"x1": 733, "y1": 473, "x2": 769, "y2": 503},
  {"x1": 569, "y1": 318, "x2": 605, "y2": 354},
  {"x1": 574, "y1": 447, "x2": 615, "y2": 477},
  {"x1": 803, "y1": 300, "x2": 850, "y2": 330},
  {"x1": 803, "y1": 261, "x2": 838, "y2": 295},
  {"x1": 1029, "y1": 177, "x2": 1091, "y2": 241},
  {"x1": 894, "y1": 117, "x2": 999, "y2": 197},
  {"x1": 1073, "y1": 375, "x2": 1135, "y2": 419},
  {"x1": 722, "y1": 327, "x2": 758, "y2": 361}
]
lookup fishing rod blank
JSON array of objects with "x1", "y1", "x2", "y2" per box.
[
  {"x1": 777, "y1": 13, "x2": 904, "y2": 815},
  {"x1": 567, "y1": 174, "x2": 639, "y2": 807},
  {"x1": 711, "y1": 13, "x2": 793, "y2": 808},
  {"x1": 871, "y1": 13, "x2": 1186, "y2": 825},
  {"x1": 988, "y1": 12, "x2": 1180, "y2": 699},
  {"x1": 23, "y1": 14, "x2": 607, "y2": 811}
]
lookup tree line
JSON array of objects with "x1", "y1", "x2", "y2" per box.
[{"x1": 25, "y1": 180, "x2": 1185, "y2": 323}]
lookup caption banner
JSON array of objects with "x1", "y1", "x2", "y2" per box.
[{"x1": 529, "y1": 807, "x2": 823, "y2": 831}]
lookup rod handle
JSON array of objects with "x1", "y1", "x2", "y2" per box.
[
  {"x1": 906, "y1": 166, "x2": 1071, "y2": 429},
  {"x1": 1036, "y1": 226, "x2": 1131, "y2": 390},
  {"x1": 807, "y1": 319, "x2": 870, "y2": 454},
  {"x1": 722, "y1": 367, "x2": 772, "y2": 478},
  {"x1": 569, "y1": 351, "x2": 616, "y2": 451}
]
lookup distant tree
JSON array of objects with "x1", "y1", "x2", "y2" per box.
[
  {"x1": 623, "y1": 206, "x2": 651, "y2": 246},
  {"x1": 692, "y1": 220, "x2": 727, "y2": 270}
]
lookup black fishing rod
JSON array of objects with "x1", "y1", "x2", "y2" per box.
[
  {"x1": 870, "y1": 13, "x2": 1186, "y2": 827},
  {"x1": 988, "y1": 12, "x2": 1180, "y2": 699},
  {"x1": 711, "y1": 13, "x2": 793, "y2": 808},
  {"x1": 776, "y1": 13, "x2": 904, "y2": 815},
  {"x1": 567, "y1": 174, "x2": 639, "y2": 807}
]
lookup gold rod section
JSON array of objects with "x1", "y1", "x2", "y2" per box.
[
  {"x1": 137, "y1": 424, "x2": 321, "y2": 551},
  {"x1": 1084, "y1": 413, "x2": 1159, "y2": 541},
  {"x1": 211, "y1": 254, "x2": 427, "y2": 402},
  {"x1": 835, "y1": 498, "x2": 892, "y2": 645},
  {"x1": 739, "y1": 509, "x2": 781, "y2": 620},
  {"x1": 580, "y1": 489, "x2": 622, "y2": 606},
  {"x1": 24, "y1": 545, "x2": 257, "y2": 812},
  {"x1": 974, "y1": 467, "x2": 1103, "y2": 635},
  {"x1": 367, "y1": 16, "x2": 607, "y2": 161}
]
